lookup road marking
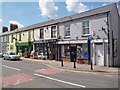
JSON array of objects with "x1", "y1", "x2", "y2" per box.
[
  {"x1": 3, "y1": 65, "x2": 21, "y2": 71},
  {"x1": 104, "y1": 75, "x2": 113, "y2": 77},
  {"x1": 34, "y1": 73, "x2": 85, "y2": 88}
]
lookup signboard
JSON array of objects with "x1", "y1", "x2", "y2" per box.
[{"x1": 58, "y1": 40, "x2": 87, "y2": 44}]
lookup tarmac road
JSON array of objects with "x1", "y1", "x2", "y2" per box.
[{"x1": 1, "y1": 58, "x2": 119, "y2": 88}]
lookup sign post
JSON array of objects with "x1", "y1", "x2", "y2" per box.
[{"x1": 88, "y1": 37, "x2": 93, "y2": 70}]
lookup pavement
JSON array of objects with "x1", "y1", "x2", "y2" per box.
[{"x1": 21, "y1": 57, "x2": 119, "y2": 75}]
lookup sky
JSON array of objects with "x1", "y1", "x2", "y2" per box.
[{"x1": 0, "y1": 0, "x2": 119, "y2": 33}]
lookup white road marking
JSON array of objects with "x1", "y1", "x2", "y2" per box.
[
  {"x1": 14, "y1": 80, "x2": 20, "y2": 85},
  {"x1": 34, "y1": 73, "x2": 86, "y2": 88},
  {"x1": 104, "y1": 75, "x2": 113, "y2": 77},
  {"x1": 3, "y1": 65, "x2": 21, "y2": 71}
]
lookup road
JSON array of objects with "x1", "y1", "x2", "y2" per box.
[{"x1": 1, "y1": 58, "x2": 118, "y2": 88}]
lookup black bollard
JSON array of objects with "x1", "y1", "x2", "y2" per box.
[
  {"x1": 91, "y1": 61, "x2": 93, "y2": 70},
  {"x1": 74, "y1": 59, "x2": 76, "y2": 68},
  {"x1": 61, "y1": 58, "x2": 63, "y2": 67}
]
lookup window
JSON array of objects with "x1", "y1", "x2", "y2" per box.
[
  {"x1": 82, "y1": 20, "x2": 90, "y2": 35},
  {"x1": 10, "y1": 45, "x2": 14, "y2": 50},
  {"x1": 11, "y1": 35, "x2": 13, "y2": 43},
  {"x1": 64, "y1": 24, "x2": 70, "y2": 37},
  {"x1": 40, "y1": 28, "x2": 44, "y2": 39},
  {"x1": 4, "y1": 36, "x2": 6, "y2": 42},
  {"x1": 19, "y1": 33, "x2": 21, "y2": 41},
  {"x1": 28, "y1": 31, "x2": 31, "y2": 41},
  {"x1": 7, "y1": 36, "x2": 9, "y2": 43},
  {"x1": 51, "y1": 26, "x2": 57, "y2": 38},
  {"x1": 64, "y1": 45, "x2": 70, "y2": 58}
]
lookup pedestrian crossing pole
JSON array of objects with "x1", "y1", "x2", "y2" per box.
[{"x1": 88, "y1": 37, "x2": 93, "y2": 70}]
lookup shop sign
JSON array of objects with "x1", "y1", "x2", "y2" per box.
[{"x1": 58, "y1": 40, "x2": 87, "y2": 44}]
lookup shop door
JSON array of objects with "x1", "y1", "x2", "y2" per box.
[
  {"x1": 95, "y1": 44, "x2": 104, "y2": 66},
  {"x1": 70, "y1": 45, "x2": 77, "y2": 62}
]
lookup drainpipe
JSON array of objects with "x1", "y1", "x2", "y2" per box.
[{"x1": 106, "y1": 12, "x2": 110, "y2": 67}]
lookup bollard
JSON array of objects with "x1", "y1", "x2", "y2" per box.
[
  {"x1": 74, "y1": 59, "x2": 76, "y2": 68},
  {"x1": 61, "y1": 58, "x2": 64, "y2": 67}
]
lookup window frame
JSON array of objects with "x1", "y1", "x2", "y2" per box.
[
  {"x1": 28, "y1": 31, "x2": 31, "y2": 41},
  {"x1": 11, "y1": 35, "x2": 14, "y2": 43},
  {"x1": 51, "y1": 25, "x2": 57, "y2": 38},
  {"x1": 64, "y1": 24, "x2": 70, "y2": 37},
  {"x1": 40, "y1": 28, "x2": 44, "y2": 39},
  {"x1": 82, "y1": 20, "x2": 90, "y2": 35},
  {"x1": 19, "y1": 33, "x2": 21, "y2": 41}
]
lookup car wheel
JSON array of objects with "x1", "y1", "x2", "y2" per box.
[{"x1": 4, "y1": 58, "x2": 5, "y2": 60}]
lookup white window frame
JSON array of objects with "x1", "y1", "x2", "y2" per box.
[
  {"x1": 82, "y1": 20, "x2": 90, "y2": 36},
  {"x1": 40, "y1": 28, "x2": 44, "y2": 39},
  {"x1": 51, "y1": 25, "x2": 57, "y2": 38},
  {"x1": 64, "y1": 24, "x2": 70, "y2": 38}
]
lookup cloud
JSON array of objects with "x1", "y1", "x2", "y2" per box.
[
  {"x1": 38, "y1": 0, "x2": 58, "y2": 18},
  {"x1": 9, "y1": 20, "x2": 24, "y2": 28},
  {"x1": 66, "y1": 0, "x2": 88, "y2": 13}
]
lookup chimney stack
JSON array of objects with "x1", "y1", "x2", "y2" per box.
[
  {"x1": 10, "y1": 24, "x2": 18, "y2": 31},
  {"x1": 2, "y1": 26, "x2": 8, "y2": 33}
]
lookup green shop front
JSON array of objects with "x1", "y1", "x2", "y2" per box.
[{"x1": 15, "y1": 41, "x2": 33, "y2": 57}]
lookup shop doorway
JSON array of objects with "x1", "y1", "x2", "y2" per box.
[{"x1": 70, "y1": 45, "x2": 77, "y2": 62}]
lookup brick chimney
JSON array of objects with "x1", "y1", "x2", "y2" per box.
[
  {"x1": 2, "y1": 26, "x2": 8, "y2": 33},
  {"x1": 10, "y1": 24, "x2": 18, "y2": 31}
]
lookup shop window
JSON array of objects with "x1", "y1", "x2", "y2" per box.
[
  {"x1": 64, "y1": 24, "x2": 70, "y2": 37},
  {"x1": 77, "y1": 44, "x2": 88, "y2": 59},
  {"x1": 40, "y1": 28, "x2": 44, "y2": 39},
  {"x1": 64, "y1": 45, "x2": 70, "y2": 58},
  {"x1": 82, "y1": 20, "x2": 90, "y2": 35},
  {"x1": 51, "y1": 26, "x2": 57, "y2": 38}
]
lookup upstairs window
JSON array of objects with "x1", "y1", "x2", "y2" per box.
[
  {"x1": 19, "y1": 33, "x2": 21, "y2": 41},
  {"x1": 28, "y1": 31, "x2": 31, "y2": 41},
  {"x1": 64, "y1": 24, "x2": 70, "y2": 37},
  {"x1": 40, "y1": 28, "x2": 44, "y2": 39},
  {"x1": 7, "y1": 36, "x2": 9, "y2": 43},
  {"x1": 82, "y1": 20, "x2": 90, "y2": 35},
  {"x1": 51, "y1": 26, "x2": 57, "y2": 38},
  {"x1": 11, "y1": 35, "x2": 13, "y2": 43}
]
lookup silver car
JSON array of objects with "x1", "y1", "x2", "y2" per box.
[
  {"x1": 3, "y1": 52, "x2": 20, "y2": 60},
  {"x1": 0, "y1": 53, "x2": 3, "y2": 58}
]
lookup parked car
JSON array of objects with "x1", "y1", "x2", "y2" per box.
[
  {"x1": 0, "y1": 53, "x2": 3, "y2": 58},
  {"x1": 38, "y1": 52, "x2": 47, "y2": 60},
  {"x1": 3, "y1": 52, "x2": 21, "y2": 60}
]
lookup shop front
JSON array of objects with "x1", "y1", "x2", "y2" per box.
[
  {"x1": 15, "y1": 41, "x2": 33, "y2": 57},
  {"x1": 58, "y1": 40, "x2": 89, "y2": 64},
  {"x1": 34, "y1": 39, "x2": 58, "y2": 60}
]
